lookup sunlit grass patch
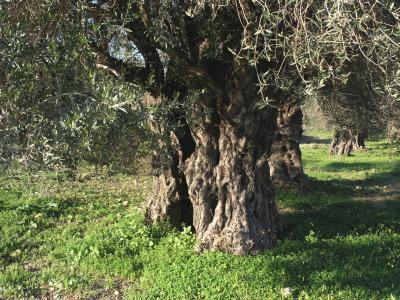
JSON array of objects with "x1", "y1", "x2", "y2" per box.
[{"x1": 1, "y1": 133, "x2": 400, "y2": 299}]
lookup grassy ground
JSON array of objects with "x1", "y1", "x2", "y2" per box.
[{"x1": 1, "y1": 132, "x2": 400, "y2": 299}]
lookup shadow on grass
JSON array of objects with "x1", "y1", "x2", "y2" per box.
[
  {"x1": 322, "y1": 161, "x2": 386, "y2": 172},
  {"x1": 279, "y1": 165, "x2": 400, "y2": 241},
  {"x1": 266, "y1": 232, "x2": 400, "y2": 297},
  {"x1": 281, "y1": 198, "x2": 400, "y2": 240},
  {"x1": 301, "y1": 135, "x2": 331, "y2": 144},
  {"x1": 0, "y1": 196, "x2": 88, "y2": 265},
  {"x1": 327, "y1": 162, "x2": 400, "y2": 186},
  {"x1": 271, "y1": 164, "x2": 400, "y2": 297},
  {"x1": 0, "y1": 196, "x2": 84, "y2": 217}
]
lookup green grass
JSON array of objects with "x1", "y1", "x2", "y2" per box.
[{"x1": 1, "y1": 133, "x2": 400, "y2": 299}]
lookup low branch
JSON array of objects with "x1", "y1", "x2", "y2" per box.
[{"x1": 95, "y1": 63, "x2": 120, "y2": 78}]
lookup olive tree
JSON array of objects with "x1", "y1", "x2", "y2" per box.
[
  {"x1": 2, "y1": 0, "x2": 400, "y2": 254},
  {"x1": 318, "y1": 61, "x2": 400, "y2": 156},
  {"x1": 0, "y1": 1, "x2": 148, "y2": 172},
  {"x1": 320, "y1": 72, "x2": 381, "y2": 156}
]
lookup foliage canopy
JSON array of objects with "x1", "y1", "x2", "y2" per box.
[{"x1": 1, "y1": 0, "x2": 400, "y2": 168}]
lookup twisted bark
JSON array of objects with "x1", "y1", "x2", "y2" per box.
[
  {"x1": 330, "y1": 128, "x2": 354, "y2": 156},
  {"x1": 269, "y1": 99, "x2": 309, "y2": 188},
  {"x1": 353, "y1": 129, "x2": 367, "y2": 150},
  {"x1": 143, "y1": 93, "x2": 195, "y2": 227},
  {"x1": 145, "y1": 147, "x2": 193, "y2": 227},
  {"x1": 329, "y1": 128, "x2": 367, "y2": 156},
  {"x1": 388, "y1": 121, "x2": 400, "y2": 143},
  {"x1": 145, "y1": 67, "x2": 280, "y2": 254}
]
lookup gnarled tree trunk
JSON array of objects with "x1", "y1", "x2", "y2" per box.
[
  {"x1": 145, "y1": 67, "x2": 280, "y2": 255},
  {"x1": 269, "y1": 99, "x2": 309, "y2": 188},
  {"x1": 143, "y1": 93, "x2": 195, "y2": 228},
  {"x1": 330, "y1": 128, "x2": 354, "y2": 156},
  {"x1": 388, "y1": 120, "x2": 400, "y2": 143},
  {"x1": 330, "y1": 127, "x2": 367, "y2": 156},
  {"x1": 145, "y1": 147, "x2": 194, "y2": 228},
  {"x1": 353, "y1": 129, "x2": 367, "y2": 150},
  {"x1": 387, "y1": 104, "x2": 400, "y2": 143}
]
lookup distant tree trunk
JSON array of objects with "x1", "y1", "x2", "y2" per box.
[
  {"x1": 145, "y1": 66, "x2": 280, "y2": 255},
  {"x1": 330, "y1": 127, "x2": 367, "y2": 156},
  {"x1": 269, "y1": 99, "x2": 309, "y2": 188},
  {"x1": 388, "y1": 120, "x2": 400, "y2": 143},
  {"x1": 329, "y1": 128, "x2": 354, "y2": 156},
  {"x1": 353, "y1": 129, "x2": 367, "y2": 150}
]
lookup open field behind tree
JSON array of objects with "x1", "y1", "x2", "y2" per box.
[{"x1": 0, "y1": 131, "x2": 400, "y2": 299}]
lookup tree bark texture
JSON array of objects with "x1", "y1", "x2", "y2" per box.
[
  {"x1": 330, "y1": 128, "x2": 367, "y2": 156},
  {"x1": 145, "y1": 148, "x2": 193, "y2": 227},
  {"x1": 330, "y1": 128, "x2": 353, "y2": 156},
  {"x1": 143, "y1": 93, "x2": 194, "y2": 228},
  {"x1": 353, "y1": 129, "x2": 367, "y2": 150},
  {"x1": 144, "y1": 67, "x2": 280, "y2": 255},
  {"x1": 388, "y1": 120, "x2": 400, "y2": 143},
  {"x1": 269, "y1": 99, "x2": 309, "y2": 188}
]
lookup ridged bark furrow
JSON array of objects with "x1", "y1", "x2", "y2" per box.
[
  {"x1": 145, "y1": 67, "x2": 280, "y2": 254},
  {"x1": 143, "y1": 93, "x2": 194, "y2": 227},
  {"x1": 269, "y1": 100, "x2": 309, "y2": 187},
  {"x1": 330, "y1": 128, "x2": 367, "y2": 156}
]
